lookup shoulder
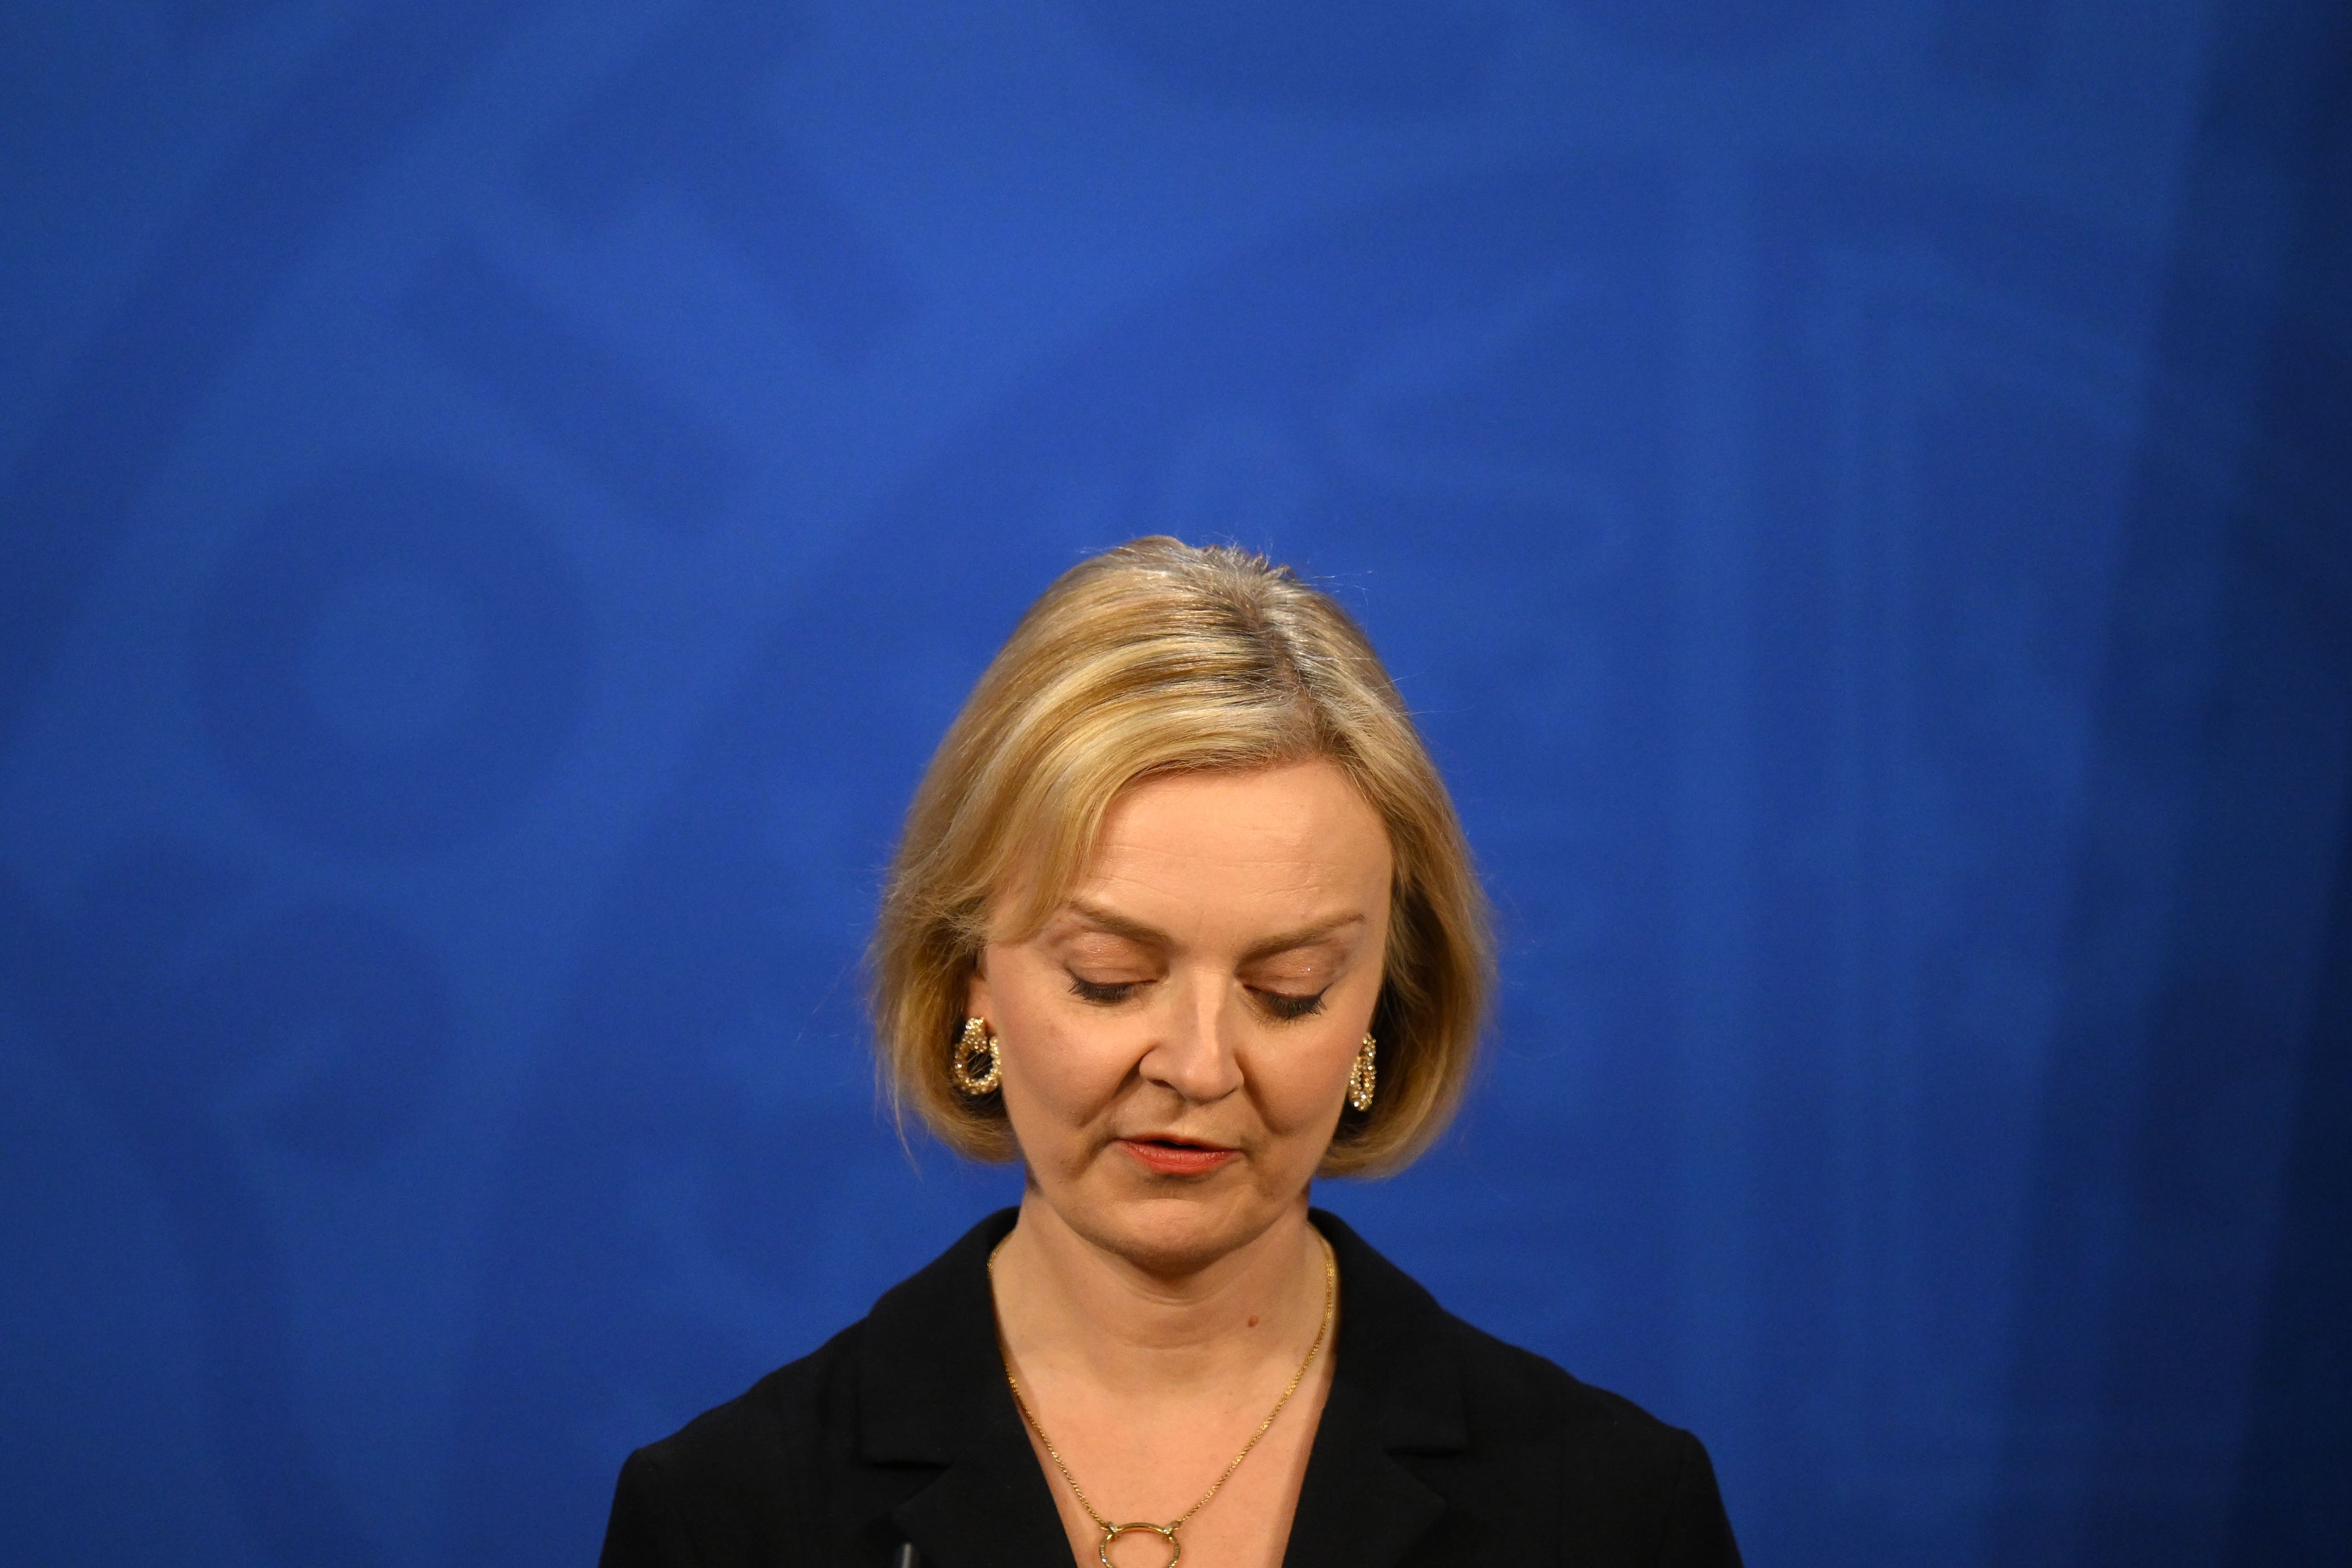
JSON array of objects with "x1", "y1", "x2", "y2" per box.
[
  {"x1": 1448, "y1": 1320, "x2": 1739, "y2": 1565},
  {"x1": 631, "y1": 1320, "x2": 863, "y2": 1489},
  {"x1": 597, "y1": 1211, "x2": 1018, "y2": 1567},
  {"x1": 599, "y1": 1323, "x2": 866, "y2": 1566},
  {"x1": 1315, "y1": 1211, "x2": 1740, "y2": 1565},
  {"x1": 1446, "y1": 1313, "x2": 1700, "y2": 1476}
]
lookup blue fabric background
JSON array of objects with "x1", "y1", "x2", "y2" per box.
[{"x1": 3, "y1": 3, "x2": 2346, "y2": 1564}]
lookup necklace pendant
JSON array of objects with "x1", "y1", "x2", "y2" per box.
[{"x1": 1097, "y1": 1520, "x2": 1180, "y2": 1568}]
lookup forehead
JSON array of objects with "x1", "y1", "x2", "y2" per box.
[{"x1": 1076, "y1": 759, "x2": 1392, "y2": 904}]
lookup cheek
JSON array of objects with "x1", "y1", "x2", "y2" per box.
[
  {"x1": 1253, "y1": 1028, "x2": 1362, "y2": 1130},
  {"x1": 976, "y1": 952, "x2": 1063, "y2": 1065},
  {"x1": 993, "y1": 992, "x2": 1133, "y2": 1124},
  {"x1": 1002, "y1": 1019, "x2": 1093, "y2": 1106}
]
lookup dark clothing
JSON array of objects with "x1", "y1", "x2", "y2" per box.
[{"x1": 599, "y1": 1208, "x2": 1741, "y2": 1567}]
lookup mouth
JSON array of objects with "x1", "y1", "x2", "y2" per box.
[{"x1": 1116, "y1": 1134, "x2": 1239, "y2": 1177}]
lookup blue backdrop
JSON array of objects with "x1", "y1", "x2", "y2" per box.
[{"x1": 4, "y1": 3, "x2": 2348, "y2": 1565}]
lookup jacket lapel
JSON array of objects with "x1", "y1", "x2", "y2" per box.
[
  {"x1": 853, "y1": 1208, "x2": 1471, "y2": 1568},
  {"x1": 1281, "y1": 1374, "x2": 1450, "y2": 1568},
  {"x1": 1281, "y1": 1211, "x2": 1470, "y2": 1568},
  {"x1": 888, "y1": 1428, "x2": 1070, "y2": 1568},
  {"x1": 857, "y1": 1209, "x2": 1072, "y2": 1568}
]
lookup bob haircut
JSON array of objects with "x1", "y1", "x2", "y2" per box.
[{"x1": 869, "y1": 537, "x2": 1493, "y2": 1177}]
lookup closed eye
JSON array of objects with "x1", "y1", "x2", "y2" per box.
[
  {"x1": 1068, "y1": 975, "x2": 1141, "y2": 1005},
  {"x1": 1253, "y1": 987, "x2": 1328, "y2": 1021}
]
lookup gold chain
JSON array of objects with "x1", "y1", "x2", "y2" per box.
[{"x1": 988, "y1": 1232, "x2": 1337, "y2": 1567}]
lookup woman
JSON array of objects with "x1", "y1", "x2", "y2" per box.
[{"x1": 600, "y1": 539, "x2": 1741, "y2": 1567}]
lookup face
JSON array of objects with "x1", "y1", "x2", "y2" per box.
[{"x1": 967, "y1": 758, "x2": 1393, "y2": 1274}]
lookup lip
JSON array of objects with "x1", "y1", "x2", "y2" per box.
[{"x1": 1117, "y1": 1136, "x2": 1239, "y2": 1177}]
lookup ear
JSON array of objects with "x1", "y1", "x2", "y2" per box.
[{"x1": 963, "y1": 956, "x2": 992, "y2": 1023}]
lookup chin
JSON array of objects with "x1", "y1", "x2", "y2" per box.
[{"x1": 1062, "y1": 1171, "x2": 1297, "y2": 1276}]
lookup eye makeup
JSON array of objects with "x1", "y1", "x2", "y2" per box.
[{"x1": 1253, "y1": 987, "x2": 1329, "y2": 1021}]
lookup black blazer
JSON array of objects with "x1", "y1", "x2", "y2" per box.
[{"x1": 600, "y1": 1209, "x2": 1740, "y2": 1566}]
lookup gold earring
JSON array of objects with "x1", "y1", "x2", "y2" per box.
[
  {"x1": 951, "y1": 1016, "x2": 1003, "y2": 1096},
  {"x1": 1348, "y1": 1033, "x2": 1377, "y2": 1112}
]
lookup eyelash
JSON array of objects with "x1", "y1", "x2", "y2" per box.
[
  {"x1": 1065, "y1": 976, "x2": 1328, "y2": 1021},
  {"x1": 1258, "y1": 988, "x2": 1328, "y2": 1022}
]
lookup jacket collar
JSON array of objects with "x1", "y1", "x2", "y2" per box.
[
  {"x1": 1282, "y1": 1209, "x2": 1462, "y2": 1568},
  {"x1": 857, "y1": 1207, "x2": 1465, "y2": 1568}
]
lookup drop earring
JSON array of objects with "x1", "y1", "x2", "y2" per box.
[
  {"x1": 1348, "y1": 1033, "x2": 1378, "y2": 1112},
  {"x1": 951, "y1": 1016, "x2": 1003, "y2": 1095}
]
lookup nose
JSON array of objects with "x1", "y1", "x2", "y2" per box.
[{"x1": 1138, "y1": 973, "x2": 1244, "y2": 1104}]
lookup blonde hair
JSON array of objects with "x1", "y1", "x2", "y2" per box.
[{"x1": 869, "y1": 537, "x2": 1492, "y2": 1176}]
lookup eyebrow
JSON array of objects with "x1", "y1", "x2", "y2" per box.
[{"x1": 1057, "y1": 900, "x2": 1368, "y2": 962}]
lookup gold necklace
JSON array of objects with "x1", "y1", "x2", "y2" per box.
[{"x1": 988, "y1": 1233, "x2": 1337, "y2": 1568}]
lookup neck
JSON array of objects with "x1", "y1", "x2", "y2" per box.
[{"x1": 991, "y1": 1191, "x2": 1328, "y2": 1396}]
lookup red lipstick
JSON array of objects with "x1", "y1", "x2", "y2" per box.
[{"x1": 1118, "y1": 1137, "x2": 1237, "y2": 1176}]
